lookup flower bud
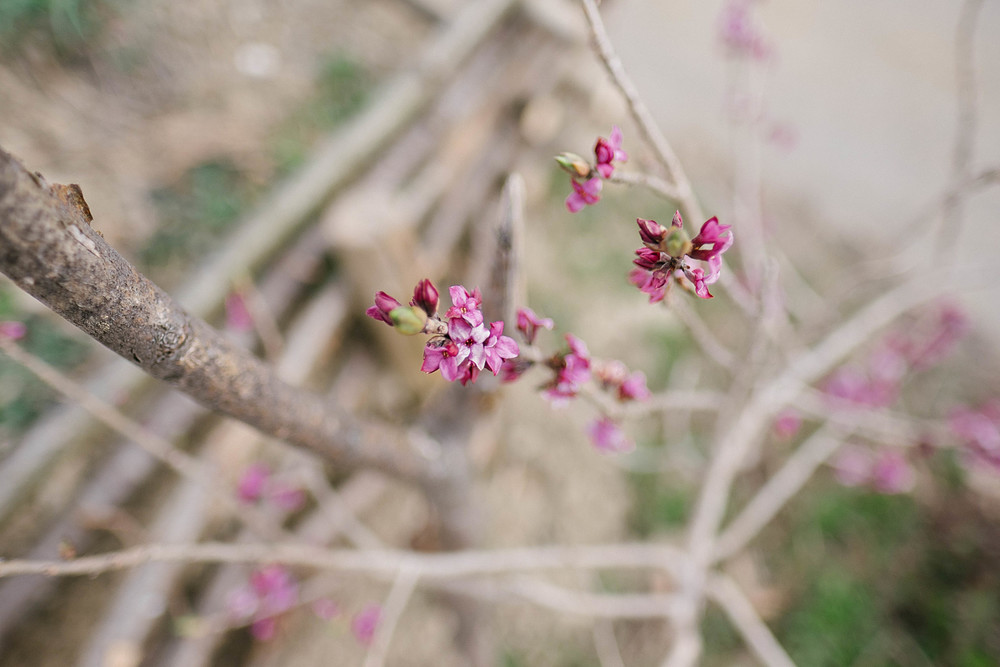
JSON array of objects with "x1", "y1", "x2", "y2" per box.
[
  {"x1": 389, "y1": 306, "x2": 428, "y2": 335},
  {"x1": 670, "y1": 210, "x2": 683, "y2": 228},
  {"x1": 637, "y1": 218, "x2": 667, "y2": 246},
  {"x1": 554, "y1": 152, "x2": 593, "y2": 179},
  {"x1": 410, "y1": 279, "x2": 439, "y2": 317},
  {"x1": 665, "y1": 227, "x2": 693, "y2": 259}
]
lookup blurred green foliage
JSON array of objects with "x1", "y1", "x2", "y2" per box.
[
  {"x1": 0, "y1": 288, "x2": 90, "y2": 435},
  {"x1": 271, "y1": 54, "x2": 372, "y2": 173},
  {"x1": 141, "y1": 160, "x2": 257, "y2": 277},
  {"x1": 0, "y1": 0, "x2": 116, "y2": 59}
]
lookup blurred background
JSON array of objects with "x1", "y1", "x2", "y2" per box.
[{"x1": 1, "y1": 0, "x2": 999, "y2": 665}]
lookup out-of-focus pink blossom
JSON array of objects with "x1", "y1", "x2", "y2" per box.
[
  {"x1": 0, "y1": 321, "x2": 27, "y2": 340},
  {"x1": 565, "y1": 177, "x2": 602, "y2": 213},
  {"x1": 718, "y1": 0, "x2": 771, "y2": 60},
  {"x1": 351, "y1": 604, "x2": 382, "y2": 646},
  {"x1": 618, "y1": 371, "x2": 651, "y2": 402},
  {"x1": 312, "y1": 598, "x2": 341, "y2": 621},
  {"x1": 823, "y1": 366, "x2": 899, "y2": 409},
  {"x1": 225, "y1": 292, "x2": 254, "y2": 332},
  {"x1": 832, "y1": 446, "x2": 873, "y2": 488},
  {"x1": 237, "y1": 463, "x2": 271, "y2": 504},
  {"x1": 516, "y1": 307, "x2": 554, "y2": 345},
  {"x1": 772, "y1": 409, "x2": 802, "y2": 440},
  {"x1": 587, "y1": 417, "x2": 635, "y2": 454},
  {"x1": 594, "y1": 126, "x2": 628, "y2": 178},
  {"x1": 543, "y1": 334, "x2": 592, "y2": 406},
  {"x1": 269, "y1": 483, "x2": 306, "y2": 512},
  {"x1": 870, "y1": 449, "x2": 915, "y2": 494},
  {"x1": 950, "y1": 403, "x2": 1000, "y2": 472},
  {"x1": 228, "y1": 564, "x2": 299, "y2": 642}
]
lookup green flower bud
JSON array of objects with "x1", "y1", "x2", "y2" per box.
[
  {"x1": 554, "y1": 152, "x2": 593, "y2": 179},
  {"x1": 389, "y1": 306, "x2": 428, "y2": 335},
  {"x1": 665, "y1": 227, "x2": 693, "y2": 259}
]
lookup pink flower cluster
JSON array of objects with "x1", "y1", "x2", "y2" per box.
[
  {"x1": 832, "y1": 446, "x2": 915, "y2": 494},
  {"x1": 236, "y1": 463, "x2": 306, "y2": 513},
  {"x1": 560, "y1": 126, "x2": 627, "y2": 213},
  {"x1": 503, "y1": 311, "x2": 649, "y2": 454},
  {"x1": 629, "y1": 211, "x2": 733, "y2": 301},
  {"x1": 227, "y1": 564, "x2": 300, "y2": 641},
  {"x1": 718, "y1": 0, "x2": 771, "y2": 60},
  {"x1": 950, "y1": 402, "x2": 1000, "y2": 473},
  {"x1": 823, "y1": 305, "x2": 968, "y2": 408},
  {"x1": 366, "y1": 280, "x2": 520, "y2": 386}
]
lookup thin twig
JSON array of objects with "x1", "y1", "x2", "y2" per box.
[
  {"x1": 670, "y1": 297, "x2": 735, "y2": 369},
  {"x1": 609, "y1": 171, "x2": 682, "y2": 201},
  {"x1": 713, "y1": 423, "x2": 849, "y2": 562},
  {"x1": 707, "y1": 574, "x2": 795, "y2": 667},
  {"x1": 0, "y1": 338, "x2": 286, "y2": 540},
  {"x1": 363, "y1": 566, "x2": 422, "y2": 667}
]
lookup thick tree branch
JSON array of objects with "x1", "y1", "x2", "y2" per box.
[{"x1": 0, "y1": 147, "x2": 432, "y2": 484}]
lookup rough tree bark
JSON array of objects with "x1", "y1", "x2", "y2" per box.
[{"x1": 0, "y1": 147, "x2": 434, "y2": 484}]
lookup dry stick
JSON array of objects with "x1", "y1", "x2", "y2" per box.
[
  {"x1": 939, "y1": 0, "x2": 985, "y2": 261},
  {"x1": 609, "y1": 171, "x2": 682, "y2": 201},
  {"x1": 706, "y1": 574, "x2": 795, "y2": 667},
  {"x1": 78, "y1": 285, "x2": 350, "y2": 666},
  {"x1": 0, "y1": 149, "x2": 434, "y2": 485},
  {"x1": 363, "y1": 566, "x2": 422, "y2": 667},
  {"x1": 0, "y1": 230, "x2": 326, "y2": 642},
  {"x1": 577, "y1": 0, "x2": 756, "y2": 316},
  {"x1": 665, "y1": 273, "x2": 949, "y2": 667},
  {"x1": 0, "y1": 0, "x2": 517, "y2": 522},
  {"x1": 712, "y1": 424, "x2": 850, "y2": 562},
  {"x1": 0, "y1": 541, "x2": 689, "y2": 579},
  {"x1": 592, "y1": 618, "x2": 626, "y2": 667},
  {"x1": 0, "y1": 339, "x2": 285, "y2": 541}
]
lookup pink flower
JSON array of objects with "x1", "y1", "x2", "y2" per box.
[
  {"x1": 637, "y1": 218, "x2": 668, "y2": 247},
  {"x1": 499, "y1": 358, "x2": 533, "y2": 383},
  {"x1": 366, "y1": 291, "x2": 402, "y2": 326},
  {"x1": 718, "y1": 0, "x2": 771, "y2": 60},
  {"x1": 445, "y1": 285, "x2": 484, "y2": 327},
  {"x1": 587, "y1": 417, "x2": 635, "y2": 454},
  {"x1": 950, "y1": 403, "x2": 1000, "y2": 472},
  {"x1": 594, "y1": 126, "x2": 628, "y2": 179},
  {"x1": 482, "y1": 321, "x2": 519, "y2": 375},
  {"x1": 449, "y1": 318, "x2": 490, "y2": 370},
  {"x1": 516, "y1": 307, "x2": 554, "y2": 345},
  {"x1": 870, "y1": 449, "x2": 915, "y2": 494},
  {"x1": 312, "y1": 598, "x2": 341, "y2": 621},
  {"x1": 237, "y1": 463, "x2": 271, "y2": 504},
  {"x1": 227, "y1": 564, "x2": 299, "y2": 642},
  {"x1": 421, "y1": 338, "x2": 467, "y2": 381},
  {"x1": 269, "y1": 483, "x2": 306, "y2": 512},
  {"x1": 565, "y1": 177, "x2": 602, "y2": 213},
  {"x1": 225, "y1": 292, "x2": 254, "y2": 332},
  {"x1": 772, "y1": 409, "x2": 802, "y2": 440},
  {"x1": 543, "y1": 334, "x2": 591, "y2": 405},
  {"x1": 832, "y1": 446, "x2": 873, "y2": 487},
  {"x1": 618, "y1": 371, "x2": 651, "y2": 402},
  {"x1": 0, "y1": 321, "x2": 27, "y2": 340},
  {"x1": 352, "y1": 604, "x2": 382, "y2": 646},
  {"x1": 629, "y1": 212, "x2": 732, "y2": 302}
]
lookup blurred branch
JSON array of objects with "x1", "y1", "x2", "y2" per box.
[
  {"x1": 706, "y1": 574, "x2": 795, "y2": 667},
  {"x1": 0, "y1": 148, "x2": 433, "y2": 485},
  {"x1": 0, "y1": 541, "x2": 689, "y2": 580},
  {"x1": 363, "y1": 566, "x2": 422, "y2": 667}
]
